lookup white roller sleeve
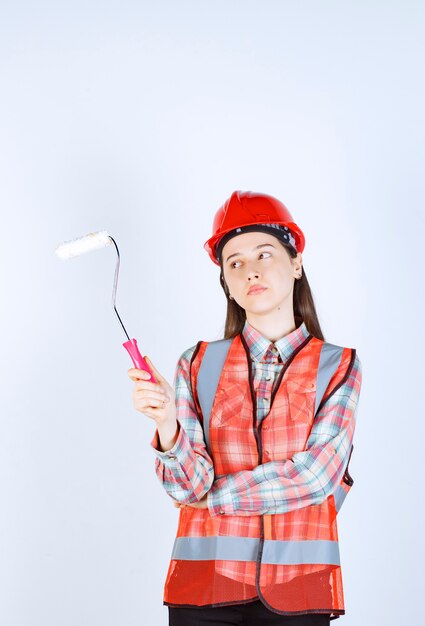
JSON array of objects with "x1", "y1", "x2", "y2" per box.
[{"x1": 55, "y1": 230, "x2": 112, "y2": 259}]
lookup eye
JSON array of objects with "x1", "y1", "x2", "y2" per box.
[{"x1": 230, "y1": 251, "x2": 271, "y2": 269}]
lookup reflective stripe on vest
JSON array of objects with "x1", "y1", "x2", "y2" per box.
[
  {"x1": 334, "y1": 484, "x2": 348, "y2": 511},
  {"x1": 196, "y1": 338, "x2": 232, "y2": 457},
  {"x1": 197, "y1": 337, "x2": 351, "y2": 513},
  {"x1": 172, "y1": 536, "x2": 340, "y2": 565}
]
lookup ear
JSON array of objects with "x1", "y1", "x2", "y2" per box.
[
  {"x1": 220, "y1": 271, "x2": 230, "y2": 294},
  {"x1": 292, "y1": 253, "x2": 303, "y2": 277}
]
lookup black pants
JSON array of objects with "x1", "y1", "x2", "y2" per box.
[{"x1": 168, "y1": 599, "x2": 331, "y2": 625}]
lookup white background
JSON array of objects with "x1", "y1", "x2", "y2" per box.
[{"x1": 0, "y1": 1, "x2": 423, "y2": 624}]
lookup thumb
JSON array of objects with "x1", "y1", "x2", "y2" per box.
[{"x1": 144, "y1": 356, "x2": 163, "y2": 381}]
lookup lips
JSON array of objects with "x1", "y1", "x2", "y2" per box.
[{"x1": 247, "y1": 286, "x2": 267, "y2": 295}]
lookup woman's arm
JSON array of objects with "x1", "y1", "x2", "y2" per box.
[
  {"x1": 206, "y1": 352, "x2": 363, "y2": 517},
  {"x1": 150, "y1": 346, "x2": 215, "y2": 503}
]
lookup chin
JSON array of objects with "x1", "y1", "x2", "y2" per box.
[{"x1": 245, "y1": 303, "x2": 275, "y2": 315}]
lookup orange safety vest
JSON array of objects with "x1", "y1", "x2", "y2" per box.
[{"x1": 163, "y1": 331, "x2": 356, "y2": 619}]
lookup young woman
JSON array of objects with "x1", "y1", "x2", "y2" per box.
[{"x1": 128, "y1": 190, "x2": 362, "y2": 625}]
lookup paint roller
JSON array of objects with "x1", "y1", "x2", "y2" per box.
[{"x1": 54, "y1": 230, "x2": 156, "y2": 382}]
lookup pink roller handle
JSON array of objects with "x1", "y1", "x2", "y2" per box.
[{"x1": 123, "y1": 338, "x2": 157, "y2": 383}]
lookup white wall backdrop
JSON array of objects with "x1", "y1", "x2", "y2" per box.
[{"x1": 0, "y1": 1, "x2": 423, "y2": 624}]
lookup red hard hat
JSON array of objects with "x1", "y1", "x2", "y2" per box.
[{"x1": 204, "y1": 190, "x2": 305, "y2": 265}]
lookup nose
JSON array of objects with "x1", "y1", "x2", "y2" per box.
[{"x1": 247, "y1": 266, "x2": 261, "y2": 281}]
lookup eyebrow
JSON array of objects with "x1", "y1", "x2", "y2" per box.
[{"x1": 225, "y1": 243, "x2": 276, "y2": 263}]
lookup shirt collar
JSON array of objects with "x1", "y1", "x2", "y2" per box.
[{"x1": 241, "y1": 319, "x2": 310, "y2": 364}]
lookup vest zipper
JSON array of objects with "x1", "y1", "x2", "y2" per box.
[{"x1": 239, "y1": 331, "x2": 314, "y2": 606}]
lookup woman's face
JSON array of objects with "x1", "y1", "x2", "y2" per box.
[{"x1": 221, "y1": 231, "x2": 302, "y2": 317}]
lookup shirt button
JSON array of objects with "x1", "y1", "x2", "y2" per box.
[
  {"x1": 265, "y1": 375, "x2": 272, "y2": 381},
  {"x1": 264, "y1": 450, "x2": 270, "y2": 456},
  {"x1": 263, "y1": 424, "x2": 269, "y2": 430},
  {"x1": 168, "y1": 455, "x2": 176, "y2": 459},
  {"x1": 271, "y1": 346, "x2": 278, "y2": 353},
  {"x1": 219, "y1": 509, "x2": 225, "y2": 515}
]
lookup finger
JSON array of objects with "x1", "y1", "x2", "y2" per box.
[
  {"x1": 140, "y1": 407, "x2": 166, "y2": 420},
  {"x1": 144, "y1": 356, "x2": 163, "y2": 381},
  {"x1": 134, "y1": 389, "x2": 169, "y2": 402},
  {"x1": 135, "y1": 395, "x2": 170, "y2": 409},
  {"x1": 128, "y1": 368, "x2": 153, "y2": 382},
  {"x1": 134, "y1": 380, "x2": 167, "y2": 394}
]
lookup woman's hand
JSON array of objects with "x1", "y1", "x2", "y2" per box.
[
  {"x1": 174, "y1": 494, "x2": 209, "y2": 509},
  {"x1": 128, "y1": 356, "x2": 176, "y2": 425}
]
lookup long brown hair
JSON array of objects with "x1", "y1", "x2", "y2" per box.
[{"x1": 218, "y1": 240, "x2": 325, "y2": 341}]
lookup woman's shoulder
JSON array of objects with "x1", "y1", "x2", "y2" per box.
[
  {"x1": 319, "y1": 336, "x2": 362, "y2": 377},
  {"x1": 177, "y1": 343, "x2": 198, "y2": 366},
  {"x1": 173, "y1": 344, "x2": 198, "y2": 389},
  {"x1": 321, "y1": 334, "x2": 360, "y2": 354},
  {"x1": 177, "y1": 335, "x2": 233, "y2": 362},
  {"x1": 175, "y1": 336, "x2": 232, "y2": 375}
]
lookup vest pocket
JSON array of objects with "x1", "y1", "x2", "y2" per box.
[
  {"x1": 214, "y1": 381, "x2": 247, "y2": 426},
  {"x1": 286, "y1": 379, "x2": 316, "y2": 423}
]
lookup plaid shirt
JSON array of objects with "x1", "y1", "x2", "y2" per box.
[{"x1": 150, "y1": 320, "x2": 362, "y2": 518}]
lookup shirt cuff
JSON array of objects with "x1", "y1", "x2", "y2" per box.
[
  {"x1": 150, "y1": 421, "x2": 183, "y2": 467},
  {"x1": 207, "y1": 478, "x2": 236, "y2": 517}
]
